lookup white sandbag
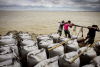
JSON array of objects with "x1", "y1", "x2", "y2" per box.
[
  {"x1": 94, "y1": 41, "x2": 100, "y2": 55},
  {"x1": 34, "y1": 56, "x2": 59, "y2": 67},
  {"x1": 59, "y1": 51, "x2": 80, "y2": 67},
  {"x1": 0, "y1": 51, "x2": 15, "y2": 62},
  {"x1": 18, "y1": 35, "x2": 31, "y2": 40},
  {"x1": 49, "y1": 33, "x2": 60, "y2": 43},
  {"x1": 20, "y1": 39, "x2": 36, "y2": 46},
  {"x1": 0, "y1": 33, "x2": 14, "y2": 39},
  {"x1": 39, "y1": 39, "x2": 53, "y2": 49},
  {"x1": 20, "y1": 44, "x2": 38, "y2": 59},
  {"x1": 71, "y1": 35, "x2": 81, "y2": 40},
  {"x1": 82, "y1": 64, "x2": 95, "y2": 67},
  {"x1": 77, "y1": 47, "x2": 97, "y2": 66},
  {"x1": 0, "y1": 38, "x2": 17, "y2": 46},
  {"x1": 27, "y1": 48, "x2": 47, "y2": 67},
  {"x1": 0, "y1": 59, "x2": 12, "y2": 67},
  {"x1": 48, "y1": 43, "x2": 64, "y2": 58},
  {"x1": 17, "y1": 32, "x2": 30, "y2": 36},
  {"x1": 37, "y1": 35, "x2": 50, "y2": 45},
  {"x1": 64, "y1": 39, "x2": 79, "y2": 53},
  {"x1": 58, "y1": 37, "x2": 69, "y2": 43},
  {"x1": 0, "y1": 44, "x2": 19, "y2": 56},
  {"x1": 91, "y1": 56, "x2": 100, "y2": 67},
  {"x1": 0, "y1": 60, "x2": 21, "y2": 67}
]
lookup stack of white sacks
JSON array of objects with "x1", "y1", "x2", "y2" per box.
[
  {"x1": 0, "y1": 33, "x2": 21, "y2": 67},
  {"x1": 0, "y1": 32, "x2": 100, "y2": 67}
]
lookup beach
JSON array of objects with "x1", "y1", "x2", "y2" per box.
[{"x1": 0, "y1": 11, "x2": 100, "y2": 41}]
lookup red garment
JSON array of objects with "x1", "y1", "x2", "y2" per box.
[{"x1": 64, "y1": 23, "x2": 70, "y2": 30}]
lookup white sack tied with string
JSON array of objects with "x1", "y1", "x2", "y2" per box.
[{"x1": 27, "y1": 48, "x2": 47, "y2": 67}]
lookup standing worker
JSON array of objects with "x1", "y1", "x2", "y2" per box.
[
  {"x1": 85, "y1": 25, "x2": 100, "y2": 45},
  {"x1": 64, "y1": 20, "x2": 73, "y2": 38},
  {"x1": 57, "y1": 20, "x2": 65, "y2": 36}
]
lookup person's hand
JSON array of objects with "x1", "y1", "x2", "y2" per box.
[{"x1": 72, "y1": 23, "x2": 74, "y2": 26}]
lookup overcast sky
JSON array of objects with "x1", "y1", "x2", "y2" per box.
[{"x1": 0, "y1": 0, "x2": 100, "y2": 11}]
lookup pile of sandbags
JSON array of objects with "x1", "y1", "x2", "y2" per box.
[{"x1": 0, "y1": 32, "x2": 21, "y2": 67}]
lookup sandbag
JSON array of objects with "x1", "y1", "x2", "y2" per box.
[
  {"x1": 39, "y1": 39, "x2": 53, "y2": 49},
  {"x1": 19, "y1": 39, "x2": 36, "y2": 46},
  {"x1": 49, "y1": 33, "x2": 60, "y2": 43},
  {"x1": 0, "y1": 59, "x2": 13, "y2": 67},
  {"x1": 82, "y1": 64, "x2": 95, "y2": 67},
  {"x1": 77, "y1": 47, "x2": 97, "y2": 66},
  {"x1": 0, "y1": 51, "x2": 16, "y2": 62},
  {"x1": 91, "y1": 56, "x2": 100, "y2": 67},
  {"x1": 37, "y1": 35, "x2": 50, "y2": 45},
  {"x1": 0, "y1": 33, "x2": 14, "y2": 39},
  {"x1": 48, "y1": 43, "x2": 64, "y2": 58},
  {"x1": 0, "y1": 38, "x2": 17, "y2": 46},
  {"x1": 34, "y1": 56, "x2": 59, "y2": 67},
  {"x1": 59, "y1": 51, "x2": 80, "y2": 67},
  {"x1": 77, "y1": 37, "x2": 84, "y2": 43},
  {"x1": 27, "y1": 48, "x2": 47, "y2": 67},
  {"x1": 64, "y1": 39, "x2": 79, "y2": 53},
  {"x1": 17, "y1": 32, "x2": 30, "y2": 36},
  {"x1": 0, "y1": 60, "x2": 21, "y2": 67},
  {"x1": 20, "y1": 44, "x2": 38, "y2": 59},
  {"x1": 58, "y1": 37, "x2": 69, "y2": 43},
  {"x1": 94, "y1": 41, "x2": 100, "y2": 55},
  {"x1": 71, "y1": 35, "x2": 81, "y2": 40},
  {"x1": 0, "y1": 44, "x2": 19, "y2": 56}
]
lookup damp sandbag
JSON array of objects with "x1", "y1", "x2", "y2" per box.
[
  {"x1": 27, "y1": 48, "x2": 47, "y2": 67},
  {"x1": 20, "y1": 44, "x2": 38, "y2": 59},
  {"x1": 34, "y1": 56, "x2": 59, "y2": 67},
  {"x1": 58, "y1": 37, "x2": 69, "y2": 43},
  {"x1": 49, "y1": 33, "x2": 60, "y2": 43},
  {"x1": 77, "y1": 47, "x2": 97, "y2": 66},
  {"x1": 59, "y1": 51, "x2": 80, "y2": 67},
  {"x1": 39, "y1": 39, "x2": 53, "y2": 49},
  {"x1": 0, "y1": 50, "x2": 16, "y2": 62},
  {"x1": 0, "y1": 60, "x2": 21, "y2": 67},
  {"x1": 0, "y1": 44, "x2": 19, "y2": 56},
  {"x1": 37, "y1": 35, "x2": 50, "y2": 45},
  {"x1": 91, "y1": 56, "x2": 100, "y2": 67},
  {"x1": 48, "y1": 43, "x2": 64, "y2": 58},
  {"x1": 19, "y1": 39, "x2": 36, "y2": 46},
  {"x1": 0, "y1": 38, "x2": 17, "y2": 46},
  {"x1": 64, "y1": 39, "x2": 79, "y2": 53}
]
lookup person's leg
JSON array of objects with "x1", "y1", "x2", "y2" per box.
[
  {"x1": 64, "y1": 30, "x2": 67, "y2": 37},
  {"x1": 87, "y1": 37, "x2": 95, "y2": 45},
  {"x1": 67, "y1": 30, "x2": 71, "y2": 38},
  {"x1": 57, "y1": 30, "x2": 62, "y2": 36}
]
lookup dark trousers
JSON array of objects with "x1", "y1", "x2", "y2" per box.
[
  {"x1": 57, "y1": 30, "x2": 62, "y2": 36},
  {"x1": 64, "y1": 30, "x2": 71, "y2": 38}
]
